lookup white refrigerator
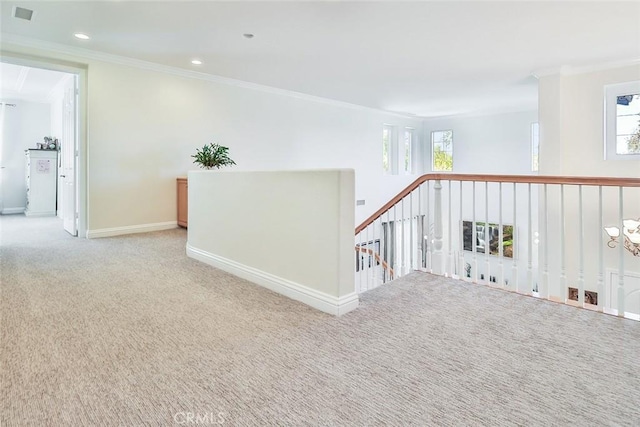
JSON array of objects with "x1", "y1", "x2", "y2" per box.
[{"x1": 25, "y1": 149, "x2": 58, "y2": 217}]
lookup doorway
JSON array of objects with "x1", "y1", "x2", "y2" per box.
[{"x1": 0, "y1": 57, "x2": 86, "y2": 237}]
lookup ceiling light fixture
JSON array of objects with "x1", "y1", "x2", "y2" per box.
[
  {"x1": 191, "y1": 59, "x2": 203, "y2": 65},
  {"x1": 243, "y1": 33, "x2": 254, "y2": 39},
  {"x1": 604, "y1": 218, "x2": 640, "y2": 257},
  {"x1": 74, "y1": 33, "x2": 90, "y2": 40}
]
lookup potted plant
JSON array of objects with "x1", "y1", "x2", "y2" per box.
[{"x1": 192, "y1": 143, "x2": 236, "y2": 170}]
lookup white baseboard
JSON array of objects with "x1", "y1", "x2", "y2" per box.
[
  {"x1": 186, "y1": 243, "x2": 359, "y2": 316},
  {"x1": 1, "y1": 207, "x2": 26, "y2": 215},
  {"x1": 25, "y1": 210, "x2": 56, "y2": 217},
  {"x1": 86, "y1": 221, "x2": 178, "y2": 238}
]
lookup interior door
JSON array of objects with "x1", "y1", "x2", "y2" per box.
[
  {"x1": 0, "y1": 104, "x2": 6, "y2": 213},
  {"x1": 61, "y1": 76, "x2": 77, "y2": 236}
]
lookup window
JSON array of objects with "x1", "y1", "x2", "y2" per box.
[
  {"x1": 431, "y1": 130, "x2": 453, "y2": 171},
  {"x1": 404, "y1": 128, "x2": 415, "y2": 174},
  {"x1": 531, "y1": 122, "x2": 539, "y2": 172},
  {"x1": 605, "y1": 81, "x2": 640, "y2": 160},
  {"x1": 382, "y1": 125, "x2": 392, "y2": 174}
]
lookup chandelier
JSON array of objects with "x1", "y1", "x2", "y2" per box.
[{"x1": 604, "y1": 219, "x2": 640, "y2": 257}]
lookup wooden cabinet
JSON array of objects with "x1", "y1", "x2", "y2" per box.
[{"x1": 177, "y1": 177, "x2": 188, "y2": 228}]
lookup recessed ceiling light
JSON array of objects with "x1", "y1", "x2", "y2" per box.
[
  {"x1": 74, "y1": 33, "x2": 90, "y2": 40},
  {"x1": 243, "y1": 33, "x2": 254, "y2": 39},
  {"x1": 191, "y1": 59, "x2": 203, "y2": 65}
]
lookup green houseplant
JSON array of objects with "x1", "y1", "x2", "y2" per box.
[{"x1": 192, "y1": 143, "x2": 236, "y2": 170}]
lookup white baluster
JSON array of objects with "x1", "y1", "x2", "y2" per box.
[
  {"x1": 372, "y1": 218, "x2": 378, "y2": 289},
  {"x1": 448, "y1": 180, "x2": 453, "y2": 277},
  {"x1": 560, "y1": 185, "x2": 567, "y2": 301},
  {"x1": 394, "y1": 203, "x2": 399, "y2": 277},
  {"x1": 578, "y1": 185, "x2": 585, "y2": 305},
  {"x1": 597, "y1": 186, "x2": 604, "y2": 311},
  {"x1": 498, "y1": 182, "x2": 504, "y2": 288},
  {"x1": 358, "y1": 230, "x2": 364, "y2": 293},
  {"x1": 385, "y1": 209, "x2": 391, "y2": 283},
  {"x1": 365, "y1": 224, "x2": 370, "y2": 291},
  {"x1": 410, "y1": 190, "x2": 414, "y2": 272},
  {"x1": 528, "y1": 183, "x2": 534, "y2": 295},
  {"x1": 472, "y1": 181, "x2": 478, "y2": 283},
  {"x1": 458, "y1": 180, "x2": 465, "y2": 280},
  {"x1": 511, "y1": 182, "x2": 516, "y2": 292},
  {"x1": 426, "y1": 182, "x2": 432, "y2": 272},
  {"x1": 432, "y1": 180, "x2": 443, "y2": 275},
  {"x1": 618, "y1": 187, "x2": 625, "y2": 317},
  {"x1": 401, "y1": 195, "x2": 405, "y2": 277},
  {"x1": 484, "y1": 181, "x2": 490, "y2": 285},
  {"x1": 418, "y1": 184, "x2": 424, "y2": 270},
  {"x1": 541, "y1": 183, "x2": 549, "y2": 298}
]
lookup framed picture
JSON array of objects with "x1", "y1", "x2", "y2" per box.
[{"x1": 463, "y1": 220, "x2": 514, "y2": 258}]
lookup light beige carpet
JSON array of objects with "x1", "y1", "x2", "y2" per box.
[{"x1": 1, "y1": 215, "x2": 639, "y2": 426}]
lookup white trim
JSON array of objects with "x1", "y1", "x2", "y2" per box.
[
  {"x1": 1, "y1": 207, "x2": 26, "y2": 214},
  {"x1": 86, "y1": 221, "x2": 177, "y2": 239},
  {"x1": 0, "y1": 53, "x2": 88, "y2": 239},
  {"x1": 605, "y1": 268, "x2": 640, "y2": 321},
  {"x1": 186, "y1": 243, "x2": 359, "y2": 316},
  {"x1": 25, "y1": 210, "x2": 56, "y2": 217},
  {"x1": 533, "y1": 58, "x2": 640, "y2": 78},
  {"x1": 1, "y1": 33, "x2": 414, "y2": 120}
]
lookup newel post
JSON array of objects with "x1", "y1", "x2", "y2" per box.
[{"x1": 432, "y1": 180, "x2": 444, "y2": 275}]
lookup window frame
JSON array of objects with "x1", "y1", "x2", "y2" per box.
[
  {"x1": 604, "y1": 81, "x2": 640, "y2": 160},
  {"x1": 403, "y1": 127, "x2": 415, "y2": 175},
  {"x1": 382, "y1": 124, "x2": 393, "y2": 175},
  {"x1": 431, "y1": 129, "x2": 453, "y2": 172},
  {"x1": 531, "y1": 122, "x2": 539, "y2": 172}
]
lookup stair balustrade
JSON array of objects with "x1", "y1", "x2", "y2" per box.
[{"x1": 355, "y1": 174, "x2": 640, "y2": 320}]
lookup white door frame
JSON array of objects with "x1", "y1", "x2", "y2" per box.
[{"x1": 0, "y1": 53, "x2": 88, "y2": 237}]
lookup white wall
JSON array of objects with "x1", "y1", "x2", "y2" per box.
[
  {"x1": 539, "y1": 64, "x2": 640, "y2": 178},
  {"x1": 0, "y1": 100, "x2": 51, "y2": 213},
  {"x1": 538, "y1": 64, "x2": 640, "y2": 305},
  {"x1": 186, "y1": 169, "x2": 357, "y2": 315},
  {"x1": 420, "y1": 110, "x2": 540, "y2": 289},
  {"x1": 423, "y1": 110, "x2": 538, "y2": 175},
  {"x1": 1, "y1": 43, "x2": 422, "y2": 234}
]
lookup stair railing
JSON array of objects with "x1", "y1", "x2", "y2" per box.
[{"x1": 355, "y1": 174, "x2": 640, "y2": 320}]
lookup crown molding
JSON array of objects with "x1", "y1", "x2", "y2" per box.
[
  {"x1": 1, "y1": 33, "x2": 418, "y2": 120},
  {"x1": 419, "y1": 103, "x2": 538, "y2": 121},
  {"x1": 532, "y1": 58, "x2": 640, "y2": 79}
]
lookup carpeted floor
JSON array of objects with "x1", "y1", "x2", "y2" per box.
[{"x1": 1, "y1": 215, "x2": 639, "y2": 426}]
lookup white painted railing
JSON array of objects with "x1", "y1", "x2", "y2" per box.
[{"x1": 355, "y1": 174, "x2": 640, "y2": 320}]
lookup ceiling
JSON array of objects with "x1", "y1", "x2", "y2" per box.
[
  {"x1": 1, "y1": 1, "x2": 639, "y2": 117},
  {"x1": 0, "y1": 62, "x2": 70, "y2": 103}
]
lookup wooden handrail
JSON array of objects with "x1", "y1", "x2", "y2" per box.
[
  {"x1": 356, "y1": 173, "x2": 640, "y2": 234},
  {"x1": 355, "y1": 246, "x2": 394, "y2": 279}
]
